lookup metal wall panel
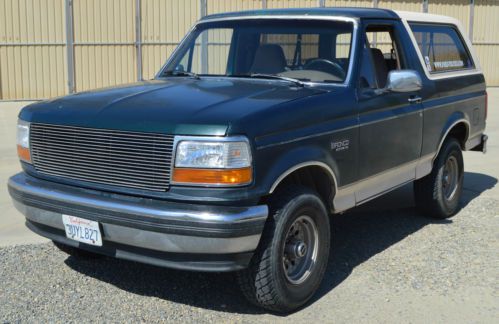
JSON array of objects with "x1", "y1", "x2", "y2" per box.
[
  {"x1": 72, "y1": 0, "x2": 136, "y2": 92},
  {"x1": 379, "y1": 0, "x2": 422, "y2": 12},
  {"x1": 474, "y1": 0, "x2": 499, "y2": 43},
  {"x1": 142, "y1": 45, "x2": 178, "y2": 80},
  {"x1": 207, "y1": 0, "x2": 262, "y2": 14},
  {"x1": 0, "y1": 0, "x2": 66, "y2": 43},
  {"x1": 428, "y1": 0, "x2": 470, "y2": 34},
  {"x1": 73, "y1": 0, "x2": 135, "y2": 43},
  {"x1": 267, "y1": 0, "x2": 319, "y2": 8},
  {"x1": 0, "y1": 0, "x2": 67, "y2": 99},
  {"x1": 474, "y1": 45, "x2": 499, "y2": 85},
  {"x1": 141, "y1": 0, "x2": 200, "y2": 80},
  {"x1": 325, "y1": 0, "x2": 373, "y2": 8},
  {"x1": 474, "y1": 0, "x2": 499, "y2": 85},
  {"x1": 2, "y1": 0, "x2": 499, "y2": 100},
  {"x1": 142, "y1": 0, "x2": 199, "y2": 42},
  {"x1": 74, "y1": 45, "x2": 136, "y2": 91}
]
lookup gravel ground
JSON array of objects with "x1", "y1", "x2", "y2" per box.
[{"x1": 1, "y1": 183, "x2": 498, "y2": 323}]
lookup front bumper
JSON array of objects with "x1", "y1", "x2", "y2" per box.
[{"x1": 8, "y1": 173, "x2": 268, "y2": 272}]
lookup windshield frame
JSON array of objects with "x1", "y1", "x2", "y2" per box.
[{"x1": 156, "y1": 15, "x2": 359, "y2": 87}]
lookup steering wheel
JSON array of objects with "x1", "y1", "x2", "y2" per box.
[{"x1": 303, "y1": 58, "x2": 346, "y2": 80}]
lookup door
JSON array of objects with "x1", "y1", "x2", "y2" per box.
[{"x1": 355, "y1": 21, "x2": 424, "y2": 202}]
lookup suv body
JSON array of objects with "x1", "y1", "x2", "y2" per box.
[{"x1": 8, "y1": 8, "x2": 488, "y2": 311}]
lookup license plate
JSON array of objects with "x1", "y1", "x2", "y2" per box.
[{"x1": 62, "y1": 215, "x2": 102, "y2": 246}]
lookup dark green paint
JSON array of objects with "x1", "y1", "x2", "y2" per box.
[{"x1": 18, "y1": 9, "x2": 487, "y2": 206}]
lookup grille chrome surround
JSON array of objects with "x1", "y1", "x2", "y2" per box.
[{"x1": 30, "y1": 123, "x2": 174, "y2": 191}]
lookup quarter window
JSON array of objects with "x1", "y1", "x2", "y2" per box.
[{"x1": 409, "y1": 24, "x2": 474, "y2": 73}]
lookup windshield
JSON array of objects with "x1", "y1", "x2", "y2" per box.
[{"x1": 161, "y1": 19, "x2": 354, "y2": 84}]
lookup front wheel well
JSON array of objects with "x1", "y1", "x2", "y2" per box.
[{"x1": 266, "y1": 166, "x2": 335, "y2": 212}]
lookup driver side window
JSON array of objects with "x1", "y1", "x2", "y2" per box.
[
  {"x1": 359, "y1": 41, "x2": 377, "y2": 89},
  {"x1": 359, "y1": 25, "x2": 405, "y2": 90}
]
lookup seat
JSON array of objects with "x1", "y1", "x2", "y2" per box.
[
  {"x1": 250, "y1": 44, "x2": 287, "y2": 74},
  {"x1": 370, "y1": 48, "x2": 388, "y2": 88}
]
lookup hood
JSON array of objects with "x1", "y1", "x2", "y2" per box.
[{"x1": 20, "y1": 78, "x2": 325, "y2": 136}]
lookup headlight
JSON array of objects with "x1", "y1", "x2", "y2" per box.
[
  {"x1": 17, "y1": 120, "x2": 31, "y2": 163},
  {"x1": 172, "y1": 137, "x2": 252, "y2": 186}
]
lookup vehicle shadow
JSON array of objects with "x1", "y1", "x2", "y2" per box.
[
  {"x1": 311, "y1": 171, "x2": 497, "y2": 305},
  {"x1": 64, "y1": 171, "x2": 496, "y2": 315}
]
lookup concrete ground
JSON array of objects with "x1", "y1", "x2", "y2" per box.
[
  {"x1": 0, "y1": 91, "x2": 497, "y2": 322},
  {"x1": 0, "y1": 102, "x2": 48, "y2": 246}
]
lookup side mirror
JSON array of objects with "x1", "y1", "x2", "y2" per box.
[{"x1": 386, "y1": 70, "x2": 422, "y2": 93}]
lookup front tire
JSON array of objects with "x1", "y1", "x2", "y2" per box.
[
  {"x1": 414, "y1": 137, "x2": 464, "y2": 219},
  {"x1": 237, "y1": 186, "x2": 330, "y2": 312}
]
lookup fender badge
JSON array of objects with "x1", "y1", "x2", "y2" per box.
[{"x1": 331, "y1": 139, "x2": 350, "y2": 152}]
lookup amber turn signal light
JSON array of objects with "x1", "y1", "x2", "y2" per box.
[
  {"x1": 17, "y1": 145, "x2": 31, "y2": 163},
  {"x1": 172, "y1": 167, "x2": 252, "y2": 185}
]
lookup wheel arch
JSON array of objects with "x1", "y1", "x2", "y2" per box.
[
  {"x1": 434, "y1": 117, "x2": 470, "y2": 161},
  {"x1": 267, "y1": 161, "x2": 338, "y2": 212}
]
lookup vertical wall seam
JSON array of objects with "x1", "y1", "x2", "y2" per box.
[
  {"x1": 200, "y1": 0, "x2": 208, "y2": 74},
  {"x1": 200, "y1": 0, "x2": 207, "y2": 17},
  {"x1": 423, "y1": 0, "x2": 428, "y2": 13},
  {"x1": 469, "y1": 0, "x2": 474, "y2": 41},
  {"x1": 136, "y1": 0, "x2": 142, "y2": 81},
  {"x1": 65, "y1": 0, "x2": 75, "y2": 93}
]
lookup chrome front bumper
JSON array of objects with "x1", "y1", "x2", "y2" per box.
[{"x1": 8, "y1": 173, "x2": 268, "y2": 271}]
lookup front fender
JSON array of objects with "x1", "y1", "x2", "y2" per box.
[{"x1": 256, "y1": 145, "x2": 340, "y2": 195}]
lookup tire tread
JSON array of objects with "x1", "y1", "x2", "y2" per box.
[{"x1": 237, "y1": 186, "x2": 327, "y2": 312}]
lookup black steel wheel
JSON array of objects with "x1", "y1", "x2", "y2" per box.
[
  {"x1": 282, "y1": 215, "x2": 319, "y2": 285},
  {"x1": 237, "y1": 186, "x2": 330, "y2": 313},
  {"x1": 414, "y1": 137, "x2": 464, "y2": 219}
]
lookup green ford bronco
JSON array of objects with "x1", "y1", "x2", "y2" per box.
[{"x1": 9, "y1": 8, "x2": 488, "y2": 312}]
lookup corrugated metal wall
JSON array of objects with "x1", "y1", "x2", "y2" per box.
[
  {"x1": 0, "y1": 0, "x2": 67, "y2": 99},
  {"x1": 142, "y1": 0, "x2": 200, "y2": 80},
  {"x1": 0, "y1": 0, "x2": 498, "y2": 100},
  {"x1": 73, "y1": 0, "x2": 137, "y2": 92},
  {"x1": 473, "y1": 0, "x2": 499, "y2": 86}
]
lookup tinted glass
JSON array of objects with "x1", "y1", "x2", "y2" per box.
[
  {"x1": 162, "y1": 20, "x2": 354, "y2": 83},
  {"x1": 360, "y1": 25, "x2": 405, "y2": 89},
  {"x1": 359, "y1": 41, "x2": 377, "y2": 89},
  {"x1": 410, "y1": 24, "x2": 474, "y2": 73},
  {"x1": 187, "y1": 28, "x2": 233, "y2": 75}
]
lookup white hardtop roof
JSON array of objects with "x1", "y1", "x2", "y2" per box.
[
  {"x1": 394, "y1": 10, "x2": 480, "y2": 75},
  {"x1": 395, "y1": 10, "x2": 463, "y2": 27}
]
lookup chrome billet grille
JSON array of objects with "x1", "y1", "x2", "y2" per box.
[{"x1": 30, "y1": 123, "x2": 174, "y2": 191}]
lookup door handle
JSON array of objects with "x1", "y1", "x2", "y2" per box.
[{"x1": 408, "y1": 96, "x2": 422, "y2": 104}]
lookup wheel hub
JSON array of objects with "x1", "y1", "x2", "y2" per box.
[
  {"x1": 286, "y1": 240, "x2": 307, "y2": 259},
  {"x1": 282, "y1": 215, "x2": 319, "y2": 285},
  {"x1": 442, "y1": 155, "x2": 459, "y2": 200}
]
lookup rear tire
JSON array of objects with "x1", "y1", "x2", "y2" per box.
[
  {"x1": 414, "y1": 137, "x2": 464, "y2": 219},
  {"x1": 237, "y1": 186, "x2": 330, "y2": 313},
  {"x1": 52, "y1": 241, "x2": 102, "y2": 259}
]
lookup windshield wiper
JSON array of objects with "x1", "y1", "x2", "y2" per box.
[
  {"x1": 232, "y1": 73, "x2": 306, "y2": 87},
  {"x1": 163, "y1": 70, "x2": 200, "y2": 79}
]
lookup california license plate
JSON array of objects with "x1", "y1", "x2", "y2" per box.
[{"x1": 62, "y1": 215, "x2": 102, "y2": 246}]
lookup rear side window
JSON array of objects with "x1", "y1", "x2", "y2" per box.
[{"x1": 409, "y1": 24, "x2": 474, "y2": 73}]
